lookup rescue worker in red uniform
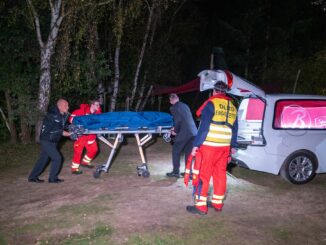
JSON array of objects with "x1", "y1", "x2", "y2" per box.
[
  {"x1": 186, "y1": 81, "x2": 238, "y2": 215},
  {"x1": 69, "y1": 99, "x2": 102, "y2": 174}
]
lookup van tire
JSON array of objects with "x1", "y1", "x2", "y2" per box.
[{"x1": 280, "y1": 150, "x2": 317, "y2": 185}]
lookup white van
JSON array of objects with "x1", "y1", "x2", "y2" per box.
[{"x1": 198, "y1": 70, "x2": 326, "y2": 184}]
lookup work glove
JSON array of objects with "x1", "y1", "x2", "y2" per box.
[
  {"x1": 68, "y1": 124, "x2": 84, "y2": 141},
  {"x1": 192, "y1": 174, "x2": 199, "y2": 187},
  {"x1": 70, "y1": 133, "x2": 79, "y2": 141},
  {"x1": 184, "y1": 155, "x2": 194, "y2": 187},
  {"x1": 191, "y1": 149, "x2": 202, "y2": 187},
  {"x1": 184, "y1": 173, "x2": 190, "y2": 187}
]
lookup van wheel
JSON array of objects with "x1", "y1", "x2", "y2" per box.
[{"x1": 280, "y1": 151, "x2": 317, "y2": 185}]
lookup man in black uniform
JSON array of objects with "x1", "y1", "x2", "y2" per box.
[
  {"x1": 166, "y1": 93, "x2": 197, "y2": 178},
  {"x1": 28, "y1": 99, "x2": 71, "y2": 183}
]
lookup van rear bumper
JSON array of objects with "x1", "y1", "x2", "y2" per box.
[{"x1": 232, "y1": 147, "x2": 280, "y2": 175}]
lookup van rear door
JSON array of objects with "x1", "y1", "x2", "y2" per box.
[
  {"x1": 228, "y1": 72, "x2": 265, "y2": 98},
  {"x1": 237, "y1": 98, "x2": 266, "y2": 147},
  {"x1": 198, "y1": 70, "x2": 265, "y2": 98}
]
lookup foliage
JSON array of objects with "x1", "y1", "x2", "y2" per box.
[
  {"x1": 0, "y1": 1, "x2": 39, "y2": 142},
  {"x1": 0, "y1": 0, "x2": 325, "y2": 141},
  {"x1": 0, "y1": 121, "x2": 9, "y2": 142}
]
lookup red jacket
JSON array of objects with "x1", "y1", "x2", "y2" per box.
[{"x1": 69, "y1": 104, "x2": 102, "y2": 140}]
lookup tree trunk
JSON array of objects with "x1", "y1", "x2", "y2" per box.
[
  {"x1": 129, "y1": 0, "x2": 156, "y2": 108},
  {"x1": 35, "y1": 47, "x2": 52, "y2": 142},
  {"x1": 27, "y1": 0, "x2": 64, "y2": 142},
  {"x1": 135, "y1": 82, "x2": 145, "y2": 112},
  {"x1": 140, "y1": 85, "x2": 153, "y2": 111},
  {"x1": 110, "y1": 43, "x2": 121, "y2": 112},
  {"x1": 18, "y1": 94, "x2": 32, "y2": 144},
  {"x1": 5, "y1": 90, "x2": 17, "y2": 144}
]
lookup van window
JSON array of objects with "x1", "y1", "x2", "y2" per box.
[
  {"x1": 273, "y1": 100, "x2": 326, "y2": 129},
  {"x1": 237, "y1": 98, "x2": 265, "y2": 145}
]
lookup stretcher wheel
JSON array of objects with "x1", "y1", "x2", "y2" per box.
[
  {"x1": 93, "y1": 165, "x2": 103, "y2": 178},
  {"x1": 142, "y1": 170, "x2": 150, "y2": 178},
  {"x1": 163, "y1": 133, "x2": 171, "y2": 143},
  {"x1": 137, "y1": 163, "x2": 149, "y2": 177}
]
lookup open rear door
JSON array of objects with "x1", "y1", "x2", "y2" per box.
[
  {"x1": 237, "y1": 98, "x2": 265, "y2": 147},
  {"x1": 198, "y1": 70, "x2": 265, "y2": 98}
]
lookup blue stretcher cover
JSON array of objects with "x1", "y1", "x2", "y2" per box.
[{"x1": 72, "y1": 111, "x2": 173, "y2": 130}]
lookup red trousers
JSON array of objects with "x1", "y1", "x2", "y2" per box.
[
  {"x1": 71, "y1": 135, "x2": 98, "y2": 170},
  {"x1": 195, "y1": 145, "x2": 229, "y2": 213}
]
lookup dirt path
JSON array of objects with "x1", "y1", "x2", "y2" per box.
[{"x1": 0, "y1": 139, "x2": 326, "y2": 244}]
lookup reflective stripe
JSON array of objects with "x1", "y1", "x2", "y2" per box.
[
  {"x1": 205, "y1": 138, "x2": 231, "y2": 144},
  {"x1": 72, "y1": 162, "x2": 80, "y2": 168},
  {"x1": 194, "y1": 195, "x2": 207, "y2": 201},
  {"x1": 209, "y1": 124, "x2": 232, "y2": 133},
  {"x1": 196, "y1": 196, "x2": 207, "y2": 201},
  {"x1": 88, "y1": 140, "x2": 95, "y2": 144},
  {"x1": 69, "y1": 115, "x2": 76, "y2": 123},
  {"x1": 213, "y1": 194, "x2": 225, "y2": 199},
  {"x1": 203, "y1": 141, "x2": 230, "y2": 147},
  {"x1": 207, "y1": 132, "x2": 232, "y2": 139},
  {"x1": 205, "y1": 123, "x2": 232, "y2": 145},
  {"x1": 84, "y1": 155, "x2": 91, "y2": 161},
  {"x1": 192, "y1": 169, "x2": 199, "y2": 175},
  {"x1": 82, "y1": 158, "x2": 91, "y2": 163},
  {"x1": 211, "y1": 199, "x2": 223, "y2": 204},
  {"x1": 185, "y1": 169, "x2": 190, "y2": 174},
  {"x1": 195, "y1": 201, "x2": 207, "y2": 206}
]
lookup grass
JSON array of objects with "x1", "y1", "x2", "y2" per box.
[
  {"x1": 1, "y1": 140, "x2": 326, "y2": 245},
  {"x1": 37, "y1": 224, "x2": 114, "y2": 245},
  {"x1": 271, "y1": 227, "x2": 291, "y2": 242},
  {"x1": 59, "y1": 225, "x2": 114, "y2": 245},
  {"x1": 124, "y1": 234, "x2": 183, "y2": 245},
  {"x1": 0, "y1": 143, "x2": 40, "y2": 170},
  {"x1": 11, "y1": 192, "x2": 116, "y2": 244},
  {"x1": 0, "y1": 234, "x2": 7, "y2": 245}
]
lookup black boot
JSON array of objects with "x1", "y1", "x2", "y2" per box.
[
  {"x1": 186, "y1": 205, "x2": 207, "y2": 215},
  {"x1": 166, "y1": 172, "x2": 180, "y2": 178}
]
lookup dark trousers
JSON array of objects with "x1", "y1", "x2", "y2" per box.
[
  {"x1": 172, "y1": 136, "x2": 194, "y2": 174},
  {"x1": 29, "y1": 140, "x2": 63, "y2": 181}
]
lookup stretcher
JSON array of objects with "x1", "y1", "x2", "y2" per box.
[{"x1": 70, "y1": 111, "x2": 173, "y2": 178}]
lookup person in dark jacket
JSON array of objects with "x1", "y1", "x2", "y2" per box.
[
  {"x1": 28, "y1": 99, "x2": 71, "y2": 183},
  {"x1": 166, "y1": 93, "x2": 197, "y2": 178}
]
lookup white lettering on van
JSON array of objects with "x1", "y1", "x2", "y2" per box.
[
  {"x1": 315, "y1": 116, "x2": 326, "y2": 128},
  {"x1": 281, "y1": 106, "x2": 312, "y2": 128}
]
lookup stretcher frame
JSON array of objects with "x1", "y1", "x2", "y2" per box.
[{"x1": 82, "y1": 126, "x2": 172, "y2": 178}]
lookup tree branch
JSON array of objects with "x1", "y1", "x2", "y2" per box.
[
  {"x1": 49, "y1": 0, "x2": 55, "y2": 30},
  {"x1": 61, "y1": 0, "x2": 114, "y2": 18},
  {"x1": 97, "y1": 0, "x2": 115, "y2": 7},
  {"x1": 166, "y1": 0, "x2": 187, "y2": 42},
  {"x1": 26, "y1": 0, "x2": 44, "y2": 48},
  {"x1": 0, "y1": 107, "x2": 10, "y2": 132}
]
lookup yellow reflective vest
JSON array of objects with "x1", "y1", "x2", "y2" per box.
[{"x1": 203, "y1": 98, "x2": 237, "y2": 147}]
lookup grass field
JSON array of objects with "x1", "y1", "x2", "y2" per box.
[{"x1": 0, "y1": 139, "x2": 325, "y2": 245}]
